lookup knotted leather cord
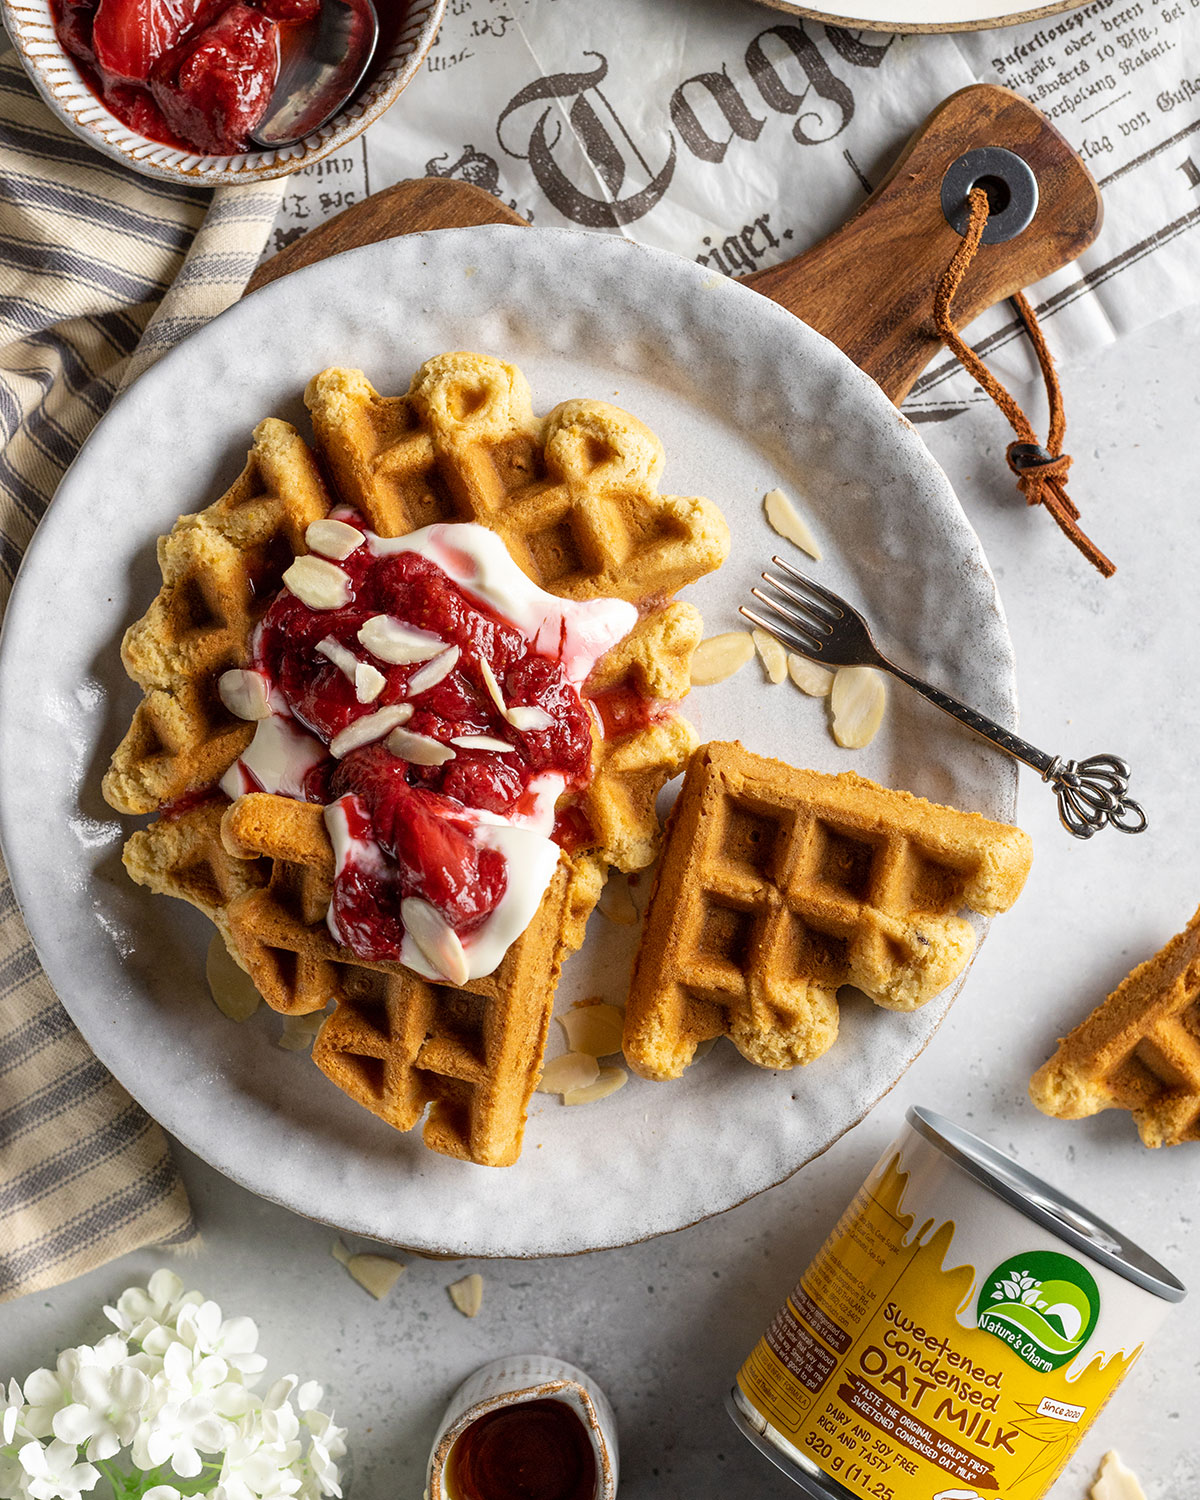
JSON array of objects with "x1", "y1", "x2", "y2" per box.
[{"x1": 933, "y1": 186, "x2": 1115, "y2": 579}]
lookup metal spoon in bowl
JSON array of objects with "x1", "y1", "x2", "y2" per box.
[{"x1": 250, "y1": 0, "x2": 380, "y2": 151}]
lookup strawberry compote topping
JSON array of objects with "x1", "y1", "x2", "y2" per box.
[
  {"x1": 51, "y1": 0, "x2": 322, "y2": 154},
  {"x1": 219, "y1": 520, "x2": 639, "y2": 982}
]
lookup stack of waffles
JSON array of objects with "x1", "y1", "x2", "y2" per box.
[
  {"x1": 623, "y1": 742, "x2": 1032, "y2": 1081},
  {"x1": 105, "y1": 352, "x2": 729, "y2": 1167},
  {"x1": 1031, "y1": 906, "x2": 1200, "y2": 1147}
]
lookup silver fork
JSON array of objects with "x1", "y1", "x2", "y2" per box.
[{"x1": 741, "y1": 556, "x2": 1146, "y2": 840}]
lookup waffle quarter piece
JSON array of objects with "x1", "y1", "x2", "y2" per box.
[
  {"x1": 623, "y1": 742, "x2": 1032, "y2": 1081},
  {"x1": 305, "y1": 353, "x2": 730, "y2": 603},
  {"x1": 220, "y1": 793, "x2": 605, "y2": 1167},
  {"x1": 1030, "y1": 907, "x2": 1200, "y2": 1147},
  {"x1": 103, "y1": 419, "x2": 331, "y2": 816}
]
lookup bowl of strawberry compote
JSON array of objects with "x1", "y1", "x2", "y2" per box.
[{"x1": 2, "y1": 0, "x2": 445, "y2": 182}]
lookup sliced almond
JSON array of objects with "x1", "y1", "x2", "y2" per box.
[
  {"x1": 479, "y1": 658, "x2": 508, "y2": 717},
  {"x1": 218, "y1": 668, "x2": 271, "y2": 722},
  {"x1": 598, "y1": 874, "x2": 638, "y2": 927},
  {"x1": 346, "y1": 1254, "x2": 406, "y2": 1300},
  {"x1": 563, "y1": 1066, "x2": 628, "y2": 1106},
  {"x1": 751, "y1": 629, "x2": 788, "y2": 684},
  {"x1": 507, "y1": 705, "x2": 554, "y2": 732},
  {"x1": 331, "y1": 1239, "x2": 352, "y2": 1267},
  {"x1": 387, "y1": 727, "x2": 456, "y2": 766},
  {"x1": 407, "y1": 645, "x2": 461, "y2": 696},
  {"x1": 316, "y1": 636, "x2": 360, "y2": 682},
  {"x1": 448, "y1": 1273, "x2": 483, "y2": 1318},
  {"x1": 283, "y1": 555, "x2": 351, "y2": 610},
  {"x1": 357, "y1": 615, "x2": 444, "y2": 665},
  {"x1": 402, "y1": 897, "x2": 469, "y2": 985},
  {"x1": 330, "y1": 703, "x2": 412, "y2": 758},
  {"x1": 278, "y1": 1012, "x2": 324, "y2": 1052},
  {"x1": 205, "y1": 933, "x2": 261, "y2": 1022},
  {"x1": 690, "y1": 632, "x2": 755, "y2": 686},
  {"x1": 306, "y1": 518, "x2": 364, "y2": 561},
  {"x1": 764, "y1": 488, "x2": 822, "y2": 560},
  {"x1": 355, "y1": 662, "x2": 386, "y2": 703},
  {"x1": 787, "y1": 654, "x2": 834, "y2": 697},
  {"x1": 537, "y1": 1052, "x2": 600, "y2": 1095},
  {"x1": 451, "y1": 735, "x2": 514, "y2": 753},
  {"x1": 831, "y1": 666, "x2": 886, "y2": 749},
  {"x1": 559, "y1": 1004, "x2": 625, "y2": 1058},
  {"x1": 1091, "y1": 1451, "x2": 1147, "y2": 1500}
]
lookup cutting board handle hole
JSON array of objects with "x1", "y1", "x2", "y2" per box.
[{"x1": 941, "y1": 147, "x2": 1039, "y2": 246}]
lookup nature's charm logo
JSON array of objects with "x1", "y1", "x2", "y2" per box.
[{"x1": 975, "y1": 1251, "x2": 1101, "y2": 1372}]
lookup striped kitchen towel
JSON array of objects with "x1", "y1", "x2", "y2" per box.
[{"x1": 0, "y1": 37, "x2": 285, "y2": 1301}]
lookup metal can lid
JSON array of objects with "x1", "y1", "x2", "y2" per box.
[{"x1": 907, "y1": 1107, "x2": 1186, "y2": 1304}]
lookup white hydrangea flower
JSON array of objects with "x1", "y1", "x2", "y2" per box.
[
  {"x1": 104, "y1": 1271, "x2": 203, "y2": 1352},
  {"x1": 175, "y1": 1306, "x2": 266, "y2": 1383},
  {"x1": 16, "y1": 1440, "x2": 99, "y2": 1500},
  {"x1": 52, "y1": 1364, "x2": 151, "y2": 1462},
  {"x1": 9, "y1": 1273, "x2": 345, "y2": 1500},
  {"x1": 135, "y1": 1396, "x2": 234, "y2": 1480}
]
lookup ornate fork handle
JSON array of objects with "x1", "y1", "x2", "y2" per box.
[{"x1": 888, "y1": 664, "x2": 1147, "y2": 840}]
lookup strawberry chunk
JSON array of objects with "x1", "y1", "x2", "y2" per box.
[
  {"x1": 92, "y1": 0, "x2": 226, "y2": 86},
  {"x1": 150, "y1": 4, "x2": 279, "y2": 154}
]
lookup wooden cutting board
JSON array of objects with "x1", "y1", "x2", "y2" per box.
[{"x1": 244, "y1": 83, "x2": 1101, "y2": 405}]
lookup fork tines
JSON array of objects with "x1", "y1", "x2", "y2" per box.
[{"x1": 740, "y1": 556, "x2": 843, "y2": 660}]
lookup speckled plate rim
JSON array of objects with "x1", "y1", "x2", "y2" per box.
[
  {"x1": 0, "y1": 226, "x2": 1020, "y2": 1257},
  {"x1": 0, "y1": 0, "x2": 445, "y2": 184},
  {"x1": 751, "y1": 0, "x2": 1088, "y2": 28}
]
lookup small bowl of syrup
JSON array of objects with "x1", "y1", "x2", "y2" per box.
[{"x1": 427, "y1": 1355, "x2": 618, "y2": 1500}]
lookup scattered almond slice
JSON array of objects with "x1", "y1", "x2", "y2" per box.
[
  {"x1": 537, "y1": 1052, "x2": 600, "y2": 1094},
  {"x1": 507, "y1": 704, "x2": 554, "y2": 732},
  {"x1": 451, "y1": 734, "x2": 514, "y2": 753},
  {"x1": 402, "y1": 897, "x2": 470, "y2": 985},
  {"x1": 691, "y1": 632, "x2": 755, "y2": 686},
  {"x1": 387, "y1": 727, "x2": 456, "y2": 766},
  {"x1": 330, "y1": 703, "x2": 412, "y2": 758},
  {"x1": 408, "y1": 645, "x2": 461, "y2": 695},
  {"x1": 1091, "y1": 1451, "x2": 1148, "y2": 1500},
  {"x1": 218, "y1": 668, "x2": 271, "y2": 722},
  {"x1": 283, "y1": 554, "x2": 351, "y2": 610},
  {"x1": 448, "y1": 1273, "x2": 484, "y2": 1318},
  {"x1": 787, "y1": 654, "x2": 834, "y2": 697},
  {"x1": 205, "y1": 934, "x2": 261, "y2": 1022},
  {"x1": 564, "y1": 1066, "x2": 628, "y2": 1106},
  {"x1": 306, "y1": 518, "x2": 364, "y2": 561},
  {"x1": 598, "y1": 873, "x2": 638, "y2": 926},
  {"x1": 330, "y1": 1239, "x2": 352, "y2": 1267},
  {"x1": 831, "y1": 666, "x2": 886, "y2": 749},
  {"x1": 355, "y1": 662, "x2": 386, "y2": 703},
  {"x1": 278, "y1": 1012, "x2": 324, "y2": 1052},
  {"x1": 316, "y1": 635, "x2": 360, "y2": 684},
  {"x1": 763, "y1": 488, "x2": 822, "y2": 560},
  {"x1": 560, "y1": 1004, "x2": 625, "y2": 1058},
  {"x1": 751, "y1": 629, "x2": 787, "y2": 684},
  {"x1": 346, "y1": 1254, "x2": 406, "y2": 1300},
  {"x1": 357, "y1": 614, "x2": 444, "y2": 665}
]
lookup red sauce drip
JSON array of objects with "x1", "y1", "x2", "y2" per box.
[
  {"x1": 49, "y1": 0, "x2": 326, "y2": 154},
  {"x1": 446, "y1": 1400, "x2": 597, "y2": 1500},
  {"x1": 586, "y1": 685, "x2": 666, "y2": 741},
  {"x1": 158, "y1": 785, "x2": 229, "y2": 821}
]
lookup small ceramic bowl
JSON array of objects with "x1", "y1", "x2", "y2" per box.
[
  {"x1": 426, "y1": 1355, "x2": 619, "y2": 1500},
  {"x1": 0, "y1": 0, "x2": 446, "y2": 184}
]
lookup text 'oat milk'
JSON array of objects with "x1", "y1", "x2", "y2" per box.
[{"x1": 728, "y1": 1107, "x2": 1184, "y2": 1500}]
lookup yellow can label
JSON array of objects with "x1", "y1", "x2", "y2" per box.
[{"x1": 736, "y1": 1144, "x2": 1151, "y2": 1500}]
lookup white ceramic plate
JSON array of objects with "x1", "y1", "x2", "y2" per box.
[
  {"x1": 0, "y1": 227, "x2": 1017, "y2": 1257},
  {"x1": 751, "y1": 0, "x2": 1085, "y2": 32}
]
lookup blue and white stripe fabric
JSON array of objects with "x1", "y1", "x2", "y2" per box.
[{"x1": 0, "y1": 37, "x2": 284, "y2": 1300}]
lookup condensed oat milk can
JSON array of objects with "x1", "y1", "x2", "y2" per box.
[{"x1": 727, "y1": 1107, "x2": 1184, "y2": 1500}]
